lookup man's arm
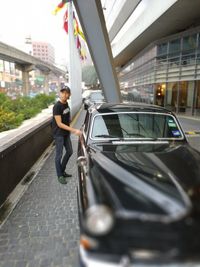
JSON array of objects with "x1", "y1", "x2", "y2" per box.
[{"x1": 54, "y1": 115, "x2": 81, "y2": 136}]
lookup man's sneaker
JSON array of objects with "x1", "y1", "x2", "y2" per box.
[
  {"x1": 58, "y1": 176, "x2": 67, "y2": 184},
  {"x1": 63, "y1": 172, "x2": 72, "y2": 178}
]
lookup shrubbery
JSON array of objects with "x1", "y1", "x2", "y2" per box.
[{"x1": 0, "y1": 93, "x2": 56, "y2": 132}]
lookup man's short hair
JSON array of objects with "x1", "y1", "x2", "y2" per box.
[{"x1": 60, "y1": 86, "x2": 71, "y2": 94}]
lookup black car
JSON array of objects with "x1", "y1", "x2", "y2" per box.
[{"x1": 77, "y1": 103, "x2": 200, "y2": 267}]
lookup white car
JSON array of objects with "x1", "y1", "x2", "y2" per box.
[{"x1": 83, "y1": 90, "x2": 105, "y2": 110}]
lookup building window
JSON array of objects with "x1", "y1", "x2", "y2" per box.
[
  {"x1": 157, "y1": 43, "x2": 168, "y2": 56},
  {"x1": 195, "y1": 81, "x2": 200, "y2": 116},
  {"x1": 165, "y1": 82, "x2": 178, "y2": 112},
  {"x1": 181, "y1": 54, "x2": 195, "y2": 65},
  {"x1": 178, "y1": 81, "x2": 194, "y2": 115},
  {"x1": 182, "y1": 34, "x2": 197, "y2": 55},
  {"x1": 169, "y1": 39, "x2": 181, "y2": 54},
  {"x1": 197, "y1": 53, "x2": 200, "y2": 64},
  {"x1": 182, "y1": 34, "x2": 197, "y2": 52},
  {"x1": 168, "y1": 55, "x2": 180, "y2": 67},
  {"x1": 197, "y1": 33, "x2": 200, "y2": 51}
]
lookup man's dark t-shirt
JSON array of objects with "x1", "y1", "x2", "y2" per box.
[{"x1": 52, "y1": 101, "x2": 70, "y2": 137}]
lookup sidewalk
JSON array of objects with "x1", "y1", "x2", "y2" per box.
[{"x1": 0, "y1": 108, "x2": 86, "y2": 267}]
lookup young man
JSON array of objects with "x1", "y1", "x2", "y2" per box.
[{"x1": 52, "y1": 86, "x2": 81, "y2": 184}]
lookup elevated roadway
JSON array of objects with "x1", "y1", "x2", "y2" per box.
[{"x1": 0, "y1": 41, "x2": 67, "y2": 95}]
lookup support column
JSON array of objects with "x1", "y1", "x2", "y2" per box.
[
  {"x1": 73, "y1": 0, "x2": 121, "y2": 103},
  {"x1": 16, "y1": 64, "x2": 34, "y2": 96},
  {"x1": 22, "y1": 71, "x2": 30, "y2": 96},
  {"x1": 42, "y1": 71, "x2": 50, "y2": 95},
  {"x1": 44, "y1": 74, "x2": 49, "y2": 95}
]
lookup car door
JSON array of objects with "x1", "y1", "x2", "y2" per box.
[{"x1": 77, "y1": 110, "x2": 91, "y2": 225}]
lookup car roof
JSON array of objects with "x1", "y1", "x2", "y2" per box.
[{"x1": 89, "y1": 103, "x2": 174, "y2": 115}]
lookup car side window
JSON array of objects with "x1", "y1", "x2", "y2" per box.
[{"x1": 91, "y1": 115, "x2": 109, "y2": 137}]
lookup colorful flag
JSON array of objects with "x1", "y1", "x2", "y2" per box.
[
  {"x1": 73, "y1": 12, "x2": 86, "y2": 41},
  {"x1": 52, "y1": 0, "x2": 72, "y2": 15},
  {"x1": 63, "y1": 10, "x2": 68, "y2": 33},
  {"x1": 54, "y1": 0, "x2": 86, "y2": 60},
  {"x1": 76, "y1": 36, "x2": 81, "y2": 49},
  {"x1": 52, "y1": 1, "x2": 66, "y2": 15}
]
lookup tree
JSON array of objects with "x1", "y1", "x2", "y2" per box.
[{"x1": 82, "y1": 65, "x2": 98, "y2": 87}]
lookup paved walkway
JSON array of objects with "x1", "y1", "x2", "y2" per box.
[{"x1": 0, "y1": 109, "x2": 86, "y2": 267}]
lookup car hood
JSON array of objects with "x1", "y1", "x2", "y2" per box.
[{"x1": 88, "y1": 141, "x2": 200, "y2": 222}]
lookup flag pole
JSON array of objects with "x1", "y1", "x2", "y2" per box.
[
  {"x1": 67, "y1": 1, "x2": 82, "y2": 116},
  {"x1": 67, "y1": 0, "x2": 73, "y2": 90}
]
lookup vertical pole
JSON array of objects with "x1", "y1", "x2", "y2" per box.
[
  {"x1": 68, "y1": 2, "x2": 82, "y2": 116},
  {"x1": 68, "y1": 1, "x2": 73, "y2": 91},
  {"x1": 43, "y1": 73, "x2": 49, "y2": 95},
  {"x1": 22, "y1": 70, "x2": 29, "y2": 96}
]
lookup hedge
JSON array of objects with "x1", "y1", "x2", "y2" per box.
[{"x1": 0, "y1": 93, "x2": 56, "y2": 132}]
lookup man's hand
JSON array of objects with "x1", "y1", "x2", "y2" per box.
[{"x1": 73, "y1": 129, "x2": 82, "y2": 136}]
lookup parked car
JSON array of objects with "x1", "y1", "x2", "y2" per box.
[
  {"x1": 77, "y1": 103, "x2": 200, "y2": 267},
  {"x1": 83, "y1": 90, "x2": 105, "y2": 110}
]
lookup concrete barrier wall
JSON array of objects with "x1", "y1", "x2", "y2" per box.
[{"x1": 0, "y1": 119, "x2": 53, "y2": 207}]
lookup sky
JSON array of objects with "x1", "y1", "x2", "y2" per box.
[{"x1": 0, "y1": 0, "x2": 71, "y2": 66}]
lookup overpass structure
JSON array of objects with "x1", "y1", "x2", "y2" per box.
[
  {"x1": 0, "y1": 41, "x2": 67, "y2": 95},
  {"x1": 106, "y1": 0, "x2": 200, "y2": 68},
  {"x1": 74, "y1": 0, "x2": 200, "y2": 116}
]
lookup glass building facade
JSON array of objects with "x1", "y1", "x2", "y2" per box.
[{"x1": 119, "y1": 27, "x2": 200, "y2": 117}]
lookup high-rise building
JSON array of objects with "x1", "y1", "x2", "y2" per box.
[
  {"x1": 118, "y1": 27, "x2": 200, "y2": 117},
  {"x1": 25, "y1": 36, "x2": 33, "y2": 55},
  {"x1": 32, "y1": 41, "x2": 55, "y2": 65}
]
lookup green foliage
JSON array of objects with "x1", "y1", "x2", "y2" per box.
[
  {"x1": 0, "y1": 93, "x2": 9, "y2": 105},
  {"x1": 0, "y1": 92, "x2": 55, "y2": 132},
  {"x1": 34, "y1": 93, "x2": 56, "y2": 109},
  {"x1": 82, "y1": 65, "x2": 98, "y2": 86},
  {"x1": 0, "y1": 107, "x2": 24, "y2": 131}
]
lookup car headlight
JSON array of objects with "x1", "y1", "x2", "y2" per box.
[{"x1": 85, "y1": 205, "x2": 114, "y2": 236}]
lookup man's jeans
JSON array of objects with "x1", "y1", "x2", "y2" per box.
[{"x1": 54, "y1": 135, "x2": 73, "y2": 177}]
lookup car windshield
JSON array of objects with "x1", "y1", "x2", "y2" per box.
[
  {"x1": 90, "y1": 92, "x2": 104, "y2": 101},
  {"x1": 91, "y1": 112, "x2": 184, "y2": 140}
]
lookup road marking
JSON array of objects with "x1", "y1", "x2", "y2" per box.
[{"x1": 185, "y1": 131, "x2": 200, "y2": 136}]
